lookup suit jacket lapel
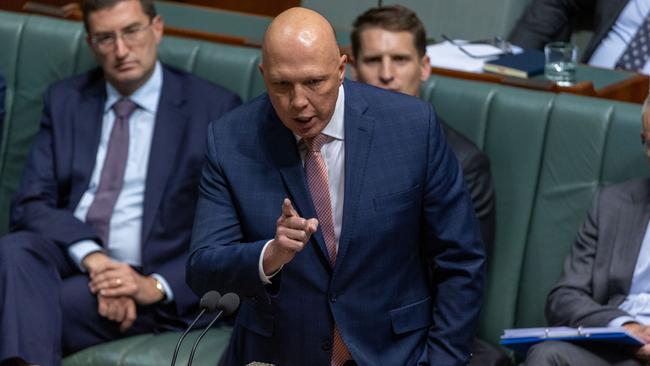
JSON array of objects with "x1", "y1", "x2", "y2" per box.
[
  {"x1": 335, "y1": 82, "x2": 375, "y2": 271},
  {"x1": 615, "y1": 184, "x2": 650, "y2": 295},
  {"x1": 141, "y1": 66, "x2": 186, "y2": 243},
  {"x1": 260, "y1": 103, "x2": 331, "y2": 266},
  {"x1": 70, "y1": 71, "x2": 105, "y2": 207}
]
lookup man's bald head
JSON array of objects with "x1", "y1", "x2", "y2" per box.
[
  {"x1": 262, "y1": 7, "x2": 340, "y2": 68},
  {"x1": 259, "y1": 7, "x2": 346, "y2": 139}
]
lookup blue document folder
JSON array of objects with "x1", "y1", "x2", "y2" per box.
[{"x1": 500, "y1": 327, "x2": 645, "y2": 353}]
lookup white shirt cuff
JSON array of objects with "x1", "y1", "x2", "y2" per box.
[
  {"x1": 68, "y1": 240, "x2": 103, "y2": 272},
  {"x1": 259, "y1": 240, "x2": 282, "y2": 284},
  {"x1": 609, "y1": 315, "x2": 638, "y2": 328},
  {"x1": 151, "y1": 273, "x2": 174, "y2": 304}
]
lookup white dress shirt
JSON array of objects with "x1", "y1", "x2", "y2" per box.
[
  {"x1": 609, "y1": 218, "x2": 650, "y2": 327},
  {"x1": 589, "y1": 0, "x2": 650, "y2": 74},
  {"x1": 67, "y1": 62, "x2": 173, "y2": 300},
  {"x1": 258, "y1": 85, "x2": 346, "y2": 283}
]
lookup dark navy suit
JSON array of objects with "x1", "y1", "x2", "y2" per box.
[
  {"x1": 0, "y1": 64, "x2": 240, "y2": 366},
  {"x1": 188, "y1": 80, "x2": 485, "y2": 365}
]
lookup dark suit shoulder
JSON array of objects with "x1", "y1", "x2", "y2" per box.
[
  {"x1": 440, "y1": 123, "x2": 487, "y2": 170},
  {"x1": 161, "y1": 63, "x2": 240, "y2": 102},
  {"x1": 598, "y1": 178, "x2": 650, "y2": 204}
]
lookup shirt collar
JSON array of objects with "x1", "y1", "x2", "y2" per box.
[
  {"x1": 104, "y1": 61, "x2": 162, "y2": 114},
  {"x1": 294, "y1": 84, "x2": 345, "y2": 143}
]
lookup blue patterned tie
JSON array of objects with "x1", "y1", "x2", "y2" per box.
[
  {"x1": 86, "y1": 98, "x2": 137, "y2": 244},
  {"x1": 615, "y1": 12, "x2": 650, "y2": 71}
]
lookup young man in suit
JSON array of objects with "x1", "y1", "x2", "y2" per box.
[
  {"x1": 187, "y1": 7, "x2": 485, "y2": 366},
  {"x1": 349, "y1": 5, "x2": 507, "y2": 366},
  {"x1": 524, "y1": 98, "x2": 650, "y2": 365},
  {"x1": 0, "y1": 0, "x2": 240, "y2": 365},
  {"x1": 509, "y1": 0, "x2": 650, "y2": 73}
]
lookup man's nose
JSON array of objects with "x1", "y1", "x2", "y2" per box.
[
  {"x1": 114, "y1": 35, "x2": 129, "y2": 58},
  {"x1": 379, "y1": 59, "x2": 394, "y2": 84},
  {"x1": 290, "y1": 86, "x2": 308, "y2": 109}
]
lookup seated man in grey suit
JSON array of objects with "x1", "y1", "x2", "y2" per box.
[
  {"x1": 525, "y1": 97, "x2": 650, "y2": 365},
  {"x1": 350, "y1": 5, "x2": 505, "y2": 366}
]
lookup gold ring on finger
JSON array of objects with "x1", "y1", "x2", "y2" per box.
[{"x1": 115, "y1": 278, "x2": 122, "y2": 286}]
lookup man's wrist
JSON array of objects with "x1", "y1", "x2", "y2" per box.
[{"x1": 153, "y1": 277, "x2": 167, "y2": 302}]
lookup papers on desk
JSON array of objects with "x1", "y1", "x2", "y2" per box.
[
  {"x1": 500, "y1": 327, "x2": 645, "y2": 353},
  {"x1": 426, "y1": 40, "x2": 522, "y2": 73}
]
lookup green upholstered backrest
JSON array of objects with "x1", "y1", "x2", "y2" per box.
[
  {"x1": 0, "y1": 10, "x2": 264, "y2": 235},
  {"x1": 423, "y1": 75, "x2": 647, "y2": 345},
  {"x1": 154, "y1": 0, "x2": 271, "y2": 43}
]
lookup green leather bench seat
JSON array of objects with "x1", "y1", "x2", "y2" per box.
[
  {"x1": 422, "y1": 76, "x2": 647, "y2": 347},
  {"x1": 154, "y1": 0, "x2": 352, "y2": 47},
  {"x1": 63, "y1": 327, "x2": 232, "y2": 366}
]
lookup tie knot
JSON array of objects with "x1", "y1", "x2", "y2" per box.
[
  {"x1": 112, "y1": 98, "x2": 137, "y2": 120},
  {"x1": 305, "y1": 134, "x2": 333, "y2": 152}
]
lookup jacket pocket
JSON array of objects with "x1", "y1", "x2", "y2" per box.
[{"x1": 389, "y1": 296, "x2": 432, "y2": 335}]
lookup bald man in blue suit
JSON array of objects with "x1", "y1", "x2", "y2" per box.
[{"x1": 188, "y1": 7, "x2": 485, "y2": 366}]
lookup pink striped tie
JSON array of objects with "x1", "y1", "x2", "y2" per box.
[{"x1": 303, "y1": 134, "x2": 351, "y2": 366}]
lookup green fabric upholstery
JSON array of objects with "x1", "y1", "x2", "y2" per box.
[{"x1": 424, "y1": 75, "x2": 647, "y2": 349}]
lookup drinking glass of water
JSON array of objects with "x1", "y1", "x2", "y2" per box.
[{"x1": 544, "y1": 42, "x2": 578, "y2": 86}]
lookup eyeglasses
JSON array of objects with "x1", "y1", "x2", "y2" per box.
[
  {"x1": 90, "y1": 20, "x2": 153, "y2": 51},
  {"x1": 441, "y1": 34, "x2": 512, "y2": 59}
]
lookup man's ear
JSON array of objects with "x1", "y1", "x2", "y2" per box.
[
  {"x1": 420, "y1": 54, "x2": 431, "y2": 82},
  {"x1": 348, "y1": 56, "x2": 359, "y2": 81}
]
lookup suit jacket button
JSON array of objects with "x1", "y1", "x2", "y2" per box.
[
  {"x1": 321, "y1": 340, "x2": 332, "y2": 351},
  {"x1": 329, "y1": 293, "x2": 337, "y2": 302}
]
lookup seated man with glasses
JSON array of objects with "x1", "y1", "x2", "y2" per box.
[{"x1": 0, "y1": 0, "x2": 241, "y2": 365}]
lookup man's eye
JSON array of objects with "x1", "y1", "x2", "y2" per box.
[{"x1": 307, "y1": 79, "x2": 324, "y2": 86}]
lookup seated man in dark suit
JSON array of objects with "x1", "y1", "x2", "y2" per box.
[
  {"x1": 509, "y1": 0, "x2": 650, "y2": 74},
  {"x1": 0, "y1": 0, "x2": 240, "y2": 365},
  {"x1": 525, "y1": 97, "x2": 650, "y2": 365},
  {"x1": 349, "y1": 6, "x2": 506, "y2": 366}
]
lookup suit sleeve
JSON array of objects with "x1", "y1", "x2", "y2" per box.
[
  {"x1": 419, "y1": 106, "x2": 486, "y2": 365},
  {"x1": 460, "y1": 149, "x2": 496, "y2": 260},
  {"x1": 156, "y1": 89, "x2": 242, "y2": 316},
  {"x1": 10, "y1": 87, "x2": 100, "y2": 247},
  {"x1": 508, "y1": 0, "x2": 591, "y2": 50},
  {"x1": 545, "y1": 189, "x2": 630, "y2": 327},
  {"x1": 187, "y1": 123, "x2": 272, "y2": 300}
]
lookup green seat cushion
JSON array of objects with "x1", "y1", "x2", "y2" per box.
[{"x1": 63, "y1": 327, "x2": 232, "y2": 366}]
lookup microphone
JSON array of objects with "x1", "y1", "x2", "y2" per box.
[
  {"x1": 186, "y1": 292, "x2": 240, "y2": 366},
  {"x1": 170, "y1": 290, "x2": 221, "y2": 366}
]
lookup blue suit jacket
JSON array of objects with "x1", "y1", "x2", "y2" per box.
[
  {"x1": 10, "y1": 64, "x2": 241, "y2": 324},
  {"x1": 188, "y1": 80, "x2": 485, "y2": 365}
]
